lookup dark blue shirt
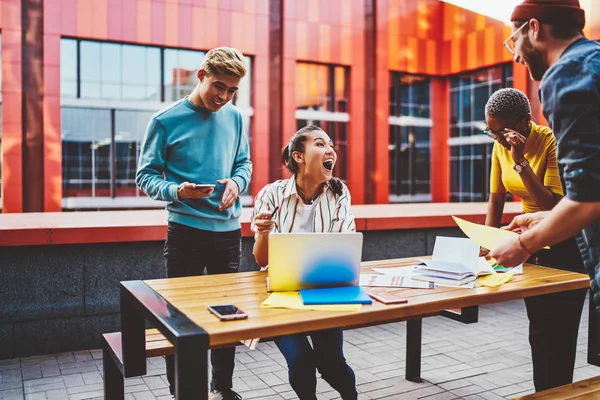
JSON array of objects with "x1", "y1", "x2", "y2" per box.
[{"x1": 540, "y1": 38, "x2": 600, "y2": 309}]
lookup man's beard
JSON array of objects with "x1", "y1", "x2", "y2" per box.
[{"x1": 521, "y1": 36, "x2": 548, "y2": 81}]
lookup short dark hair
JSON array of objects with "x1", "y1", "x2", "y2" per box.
[
  {"x1": 485, "y1": 88, "x2": 531, "y2": 119},
  {"x1": 514, "y1": 20, "x2": 583, "y2": 40},
  {"x1": 281, "y1": 125, "x2": 344, "y2": 195}
]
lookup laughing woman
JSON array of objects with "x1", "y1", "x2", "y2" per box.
[
  {"x1": 483, "y1": 88, "x2": 586, "y2": 392},
  {"x1": 251, "y1": 125, "x2": 358, "y2": 400}
]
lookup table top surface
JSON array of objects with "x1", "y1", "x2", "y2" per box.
[{"x1": 143, "y1": 257, "x2": 590, "y2": 347}]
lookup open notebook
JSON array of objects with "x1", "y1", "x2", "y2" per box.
[{"x1": 412, "y1": 236, "x2": 494, "y2": 286}]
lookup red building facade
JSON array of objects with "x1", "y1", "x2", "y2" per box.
[{"x1": 1, "y1": 0, "x2": 600, "y2": 212}]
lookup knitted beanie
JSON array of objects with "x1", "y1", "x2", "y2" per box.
[{"x1": 511, "y1": 0, "x2": 585, "y2": 29}]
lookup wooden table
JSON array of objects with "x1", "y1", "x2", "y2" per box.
[{"x1": 118, "y1": 257, "x2": 590, "y2": 400}]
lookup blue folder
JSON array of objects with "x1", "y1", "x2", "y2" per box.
[{"x1": 299, "y1": 286, "x2": 373, "y2": 305}]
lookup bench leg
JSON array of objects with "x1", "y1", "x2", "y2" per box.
[
  {"x1": 174, "y1": 335, "x2": 209, "y2": 400},
  {"x1": 406, "y1": 318, "x2": 423, "y2": 383},
  {"x1": 103, "y1": 343, "x2": 124, "y2": 400}
]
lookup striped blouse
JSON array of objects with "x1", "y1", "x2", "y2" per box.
[{"x1": 251, "y1": 177, "x2": 356, "y2": 236}]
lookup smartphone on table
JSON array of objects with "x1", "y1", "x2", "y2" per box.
[{"x1": 207, "y1": 304, "x2": 248, "y2": 321}]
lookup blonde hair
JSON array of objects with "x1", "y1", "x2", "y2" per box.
[{"x1": 200, "y1": 47, "x2": 247, "y2": 78}]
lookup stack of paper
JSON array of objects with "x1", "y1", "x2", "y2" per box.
[
  {"x1": 412, "y1": 237, "x2": 493, "y2": 286},
  {"x1": 360, "y1": 273, "x2": 435, "y2": 289}
]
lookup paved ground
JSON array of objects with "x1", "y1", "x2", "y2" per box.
[{"x1": 1, "y1": 297, "x2": 599, "y2": 400}]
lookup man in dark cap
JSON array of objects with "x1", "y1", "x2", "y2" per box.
[{"x1": 490, "y1": 0, "x2": 600, "y2": 392}]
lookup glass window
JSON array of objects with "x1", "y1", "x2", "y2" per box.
[
  {"x1": 61, "y1": 107, "x2": 112, "y2": 197},
  {"x1": 389, "y1": 73, "x2": 431, "y2": 202},
  {"x1": 80, "y1": 41, "x2": 101, "y2": 99},
  {"x1": 60, "y1": 40, "x2": 253, "y2": 203},
  {"x1": 115, "y1": 110, "x2": 157, "y2": 196},
  {"x1": 76, "y1": 40, "x2": 161, "y2": 101},
  {"x1": 448, "y1": 64, "x2": 513, "y2": 202},
  {"x1": 60, "y1": 39, "x2": 77, "y2": 98},
  {"x1": 233, "y1": 56, "x2": 252, "y2": 110},
  {"x1": 296, "y1": 62, "x2": 349, "y2": 182},
  {"x1": 164, "y1": 48, "x2": 205, "y2": 102}
]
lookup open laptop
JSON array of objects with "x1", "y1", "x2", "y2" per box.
[{"x1": 267, "y1": 232, "x2": 363, "y2": 292}]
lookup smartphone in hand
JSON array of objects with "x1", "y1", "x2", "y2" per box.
[
  {"x1": 208, "y1": 304, "x2": 248, "y2": 321},
  {"x1": 194, "y1": 184, "x2": 216, "y2": 189}
]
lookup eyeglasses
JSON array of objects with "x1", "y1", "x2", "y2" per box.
[
  {"x1": 483, "y1": 127, "x2": 505, "y2": 140},
  {"x1": 503, "y1": 21, "x2": 529, "y2": 55}
]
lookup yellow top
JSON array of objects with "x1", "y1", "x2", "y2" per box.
[{"x1": 490, "y1": 121, "x2": 563, "y2": 213}]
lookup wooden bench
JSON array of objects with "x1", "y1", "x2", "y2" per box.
[
  {"x1": 102, "y1": 329, "x2": 173, "y2": 399},
  {"x1": 514, "y1": 376, "x2": 600, "y2": 399}
]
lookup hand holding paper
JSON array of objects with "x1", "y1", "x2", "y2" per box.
[{"x1": 452, "y1": 216, "x2": 549, "y2": 252}]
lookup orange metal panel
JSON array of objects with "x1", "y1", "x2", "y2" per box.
[
  {"x1": 244, "y1": 0, "x2": 257, "y2": 15},
  {"x1": 256, "y1": 14, "x2": 269, "y2": 56},
  {"x1": 296, "y1": 21, "x2": 307, "y2": 60},
  {"x1": 121, "y1": 0, "x2": 137, "y2": 42},
  {"x1": 44, "y1": 0, "x2": 61, "y2": 35},
  {"x1": 242, "y1": 12, "x2": 256, "y2": 54},
  {"x1": 43, "y1": 94, "x2": 62, "y2": 212},
  {"x1": 230, "y1": 12, "x2": 245, "y2": 49},
  {"x1": 308, "y1": 0, "x2": 318, "y2": 23},
  {"x1": 164, "y1": 1, "x2": 179, "y2": 47},
  {"x1": 179, "y1": 4, "x2": 192, "y2": 49},
  {"x1": 2, "y1": 92, "x2": 22, "y2": 124},
  {"x1": 466, "y1": 31, "x2": 477, "y2": 71},
  {"x1": 340, "y1": 27, "x2": 352, "y2": 65},
  {"x1": 218, "y1": 10, "x2": 231, "y2": 46},
  {"x1": 92, "y1": 0, "x2": 108, "y2": 38},
  {"x1": 426, "y1": 39, "x2": 436, "y2": 75},
  {"x1": 318, "y1": 24, "x2": 331, "y2": 62},
  {"x1": 483, "y1": 26, "x2": 495, "y2": 66},
  {"x1": 191, "y1": 6, "x2": 205, "y2": 49},
  {"x1": 1, "y1": 119, "x2": 23, "y2": 213},
  {"x1": 150, "y1": 1, "x2": 165, "y2": 44},
  {"x1": 2, "y1": 0, "x2": 21, "y2": 29},
  {"x1": 136, "y1": 0, "x2": 151, "y2": 43},
  {"x1": 43, "y1": 34, "x2": 60, "y2": 68},
  {"x1": 406, "y1": 37, "x2": 417, "y2": 73},
  {"x1": 107, "y1": 0, "x2": 123, "y2": 40},
  {"x1": 76, "y1": 0, "x2": 93, "y2": 37}
]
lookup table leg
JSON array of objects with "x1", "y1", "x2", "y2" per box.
[
  {"x1": 174, "y1": 335, "x2": 209, "y2": 399},
  {"x1": 406, "y1": 318, "x2": 423, "y2": 382},
  {"x1": 120, "y1": 284, "x2": 147, "y2": 377}
]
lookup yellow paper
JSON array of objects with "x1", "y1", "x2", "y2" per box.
[
  {"x1": 261, "y1": 292, "x2": 362, "y2": 311},
  {"x1": 478, "y1": 272, "x2": 515, "y2": 287},
  {"x1": 452, "y1": 216, "x2": 549, "y2": 251}
]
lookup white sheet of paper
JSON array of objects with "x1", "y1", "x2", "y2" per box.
[
  {"x1": 431, "y1": 236, "x2": 480, "y2": 273},
  {"x1": 478, "y1": 257, "x2": 497, "y2": 274},
  {"x1": 372, "y1": 266, "x2": 419, "y2": 276}
]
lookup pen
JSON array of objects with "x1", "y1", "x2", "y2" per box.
[{"x1": 269, "y1": 206, "x2": 279, "y2": 220}]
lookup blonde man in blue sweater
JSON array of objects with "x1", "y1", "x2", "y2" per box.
[{"x1": 136, "y1": 47, "x2": 251, "y2": 400}]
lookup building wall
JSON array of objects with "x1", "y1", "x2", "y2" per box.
[
  {"x1": 282, "y1": 0, "x2": 367, "y2": 202},
  {"x1": 2, "y1": 0, "x2": 600, "y2": 211}
]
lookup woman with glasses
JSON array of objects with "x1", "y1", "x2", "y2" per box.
[{"x1": 483, "y1": 88, "x2": 587, "y2": 392}]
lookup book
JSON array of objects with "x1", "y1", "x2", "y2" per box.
[
  {"x1": 412, "y1": 237, "x2": 493, "y2": 286},
  {"x1": 299, "y1": 286, "x2": 373, "y2": 305},
  {"x1": 365, "y1": 289, "x2": 408, "y2": 304}
]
